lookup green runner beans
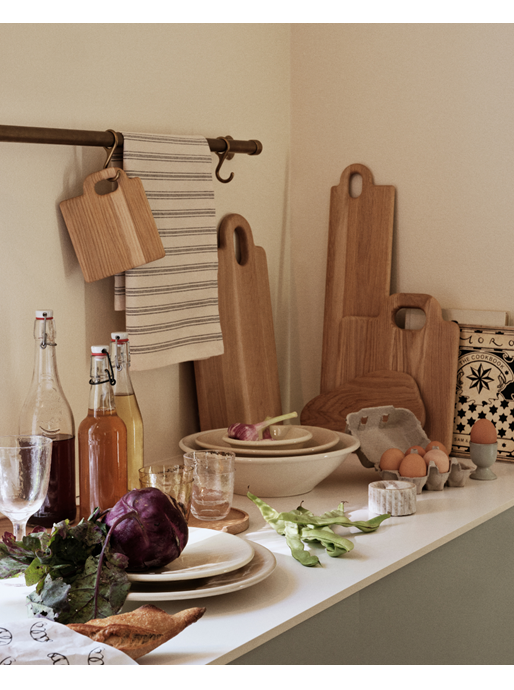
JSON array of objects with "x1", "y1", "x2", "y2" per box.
[{"x1": 247, "y1": 492, "x2": 390, "y2": 567}]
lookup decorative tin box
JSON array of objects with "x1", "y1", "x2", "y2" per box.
[{"x1": 452, "y1": 324, "x2": 514, "y2": 461}]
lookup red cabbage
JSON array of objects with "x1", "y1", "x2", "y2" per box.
[{"x1": 105, "y1": 488, "x2": 188, "y2": 572}]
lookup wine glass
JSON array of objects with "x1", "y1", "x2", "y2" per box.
[{"x1": 0, "y1": 435, "x2": 53, "y2": 541}]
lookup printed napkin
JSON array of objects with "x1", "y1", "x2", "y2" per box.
[
  {"x1": 0, "y1": 618, "x2": 137, "y2": 665},
  {"x1": 111, "y1": 132, "x2": 224, "y2": 371}
]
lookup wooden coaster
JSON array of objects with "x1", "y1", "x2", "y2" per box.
[
  {"x1": 188, "y1": 508, "x2": 249, "y2": 534},
  {"x1": 0, "y1": 516, "x2": 11, "y2": 535}
]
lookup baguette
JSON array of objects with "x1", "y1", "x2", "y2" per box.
[{"x1": 67, "y1": 605, "x2": 206, "y2": 660}]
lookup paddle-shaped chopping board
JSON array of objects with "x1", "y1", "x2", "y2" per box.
[
  {"x1": 321, "y1": 164, "x2": 395, "y2": 393},
  {"x1": 194, "y1": 214, "x2": 282, "y2": 431},
  {"x1": 60, "y1": 167, "x2": 165, "y2": 282},
  {"x1": 301, "y1": 370, "x2": 425, "y2": 432},
  {"x1": 336, "y1": 293, "x2": 460, "y2": 450}
]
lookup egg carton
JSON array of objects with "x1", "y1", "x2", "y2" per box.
[
  {"x1": 381, "y1": 458, "x2": 474, "y2": 493},
  {"x1": 346, "y1": 405, "x2": 475, "y2": 491}
]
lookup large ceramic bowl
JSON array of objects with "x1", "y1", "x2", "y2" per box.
[{"x1": 179, "y1": 430, "x2": 360, "y2": 497}]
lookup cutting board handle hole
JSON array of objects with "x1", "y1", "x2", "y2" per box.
[
  {"x1": 232, "y1": 227, "x2": 249, "y2": 265},
  {"x1": 349, "y1": 173, "x2": 363, "y2": 198},
  {"x1": 94, "y1": 179, "x2": 119, "y2": 196},
  {"x1": 395, "y1": 308, "x2": 426, "y2": 330}
]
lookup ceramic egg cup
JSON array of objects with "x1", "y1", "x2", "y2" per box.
[{"x1": 469, "y1": 441, "x2": 498, "y2": 481}]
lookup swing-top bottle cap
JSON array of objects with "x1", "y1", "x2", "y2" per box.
[
  {"x1": 111, "y1": 332, "x2": 129, "y2": 342},
  {"x1": 91, "y1": 345, "x2": 109, "y2": 356},
  {"x1": 36, "y1": 310, "x2": 53, "y2": 319}
]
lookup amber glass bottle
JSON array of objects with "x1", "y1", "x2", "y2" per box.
[
  {"x1": 19, "y1": 310, "x2": 76, "y2": 526},
  {"x1": 78, "y1": 346, "x2": 127, "y2": 519},
  {"x1": 111, "y1": 332, "x2": 143, "y2": 491}
]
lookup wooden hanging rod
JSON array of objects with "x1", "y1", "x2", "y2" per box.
[{"x1": 0, "y1": 124, "x2": 263, "y2": 156}]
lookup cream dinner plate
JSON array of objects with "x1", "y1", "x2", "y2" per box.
[
  {"x1": 127, "y1": 528, "x2": 255, "y2": 583},
  {"x1": 192, "y1": 426, "x2": 339, "y2": 457},
  {"x1": 126, "y1": 542, "x2": 276, "y2": 602}
]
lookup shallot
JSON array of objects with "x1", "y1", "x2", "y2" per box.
[{"x1": 227, "y1": 411, "x2": 298, "y2": 441}]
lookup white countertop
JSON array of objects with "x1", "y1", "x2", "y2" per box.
[{"x1": 2, "y1": 453, "x2": 514, "y2": 665}]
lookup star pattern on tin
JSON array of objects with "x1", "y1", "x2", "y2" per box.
[{"x1": 467, "y1": 363, "x2": 495, "y2": 394}]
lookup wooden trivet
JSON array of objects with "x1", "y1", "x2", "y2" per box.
[{"x1": 188, "y1": 508, "x2": 249, "y2": 534}]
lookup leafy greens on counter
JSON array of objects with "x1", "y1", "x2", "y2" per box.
[
  {"x1": 0, "y1": 509, "x2": 130, "y2": 624},
  {"x1": 247, "y1": 492, "x2": 390, "y2": 567}
]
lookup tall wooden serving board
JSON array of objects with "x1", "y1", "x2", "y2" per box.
[
  {"x1": 337, "y1": 293, "x2": 460, "y2": 451},
  {"x1": 321, "y1": 164, "x2": 395, "y2": 393},
  {"x1": 194, "y1": 214, "x2": 282, "y2": 431}
]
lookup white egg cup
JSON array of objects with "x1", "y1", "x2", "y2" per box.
[{"x1": 469, "y1": 441, "x2": 498, "y2": 481}]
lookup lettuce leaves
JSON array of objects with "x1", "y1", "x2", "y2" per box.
[{"x1": 0, "y1": 510, "x2": 130, "y2": 624}]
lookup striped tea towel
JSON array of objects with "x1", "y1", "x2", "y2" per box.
[{"x1": 112, "y1": 133, "x2": 224, "y2": 371}]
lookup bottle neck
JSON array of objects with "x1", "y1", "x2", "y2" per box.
[
  {"x1": 32, "y1": 318, "x2": 59, "y2": 384},
  {"x1": 20, "y1": 316, "x2": 74, "y2": 438},
  {"x1": 111, "y1": 340, "x2": 134, "y2": 396},
  {"x1": 89, "y1": 354, "x2": 116, "y2": 412}
]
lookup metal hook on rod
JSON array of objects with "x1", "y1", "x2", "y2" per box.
[
  {"x1": 215, "y1": 136, "x2": 235, "y2": 184},
  {"x1": 103, "y1": 129, "x2": 121, "y2": 181}
]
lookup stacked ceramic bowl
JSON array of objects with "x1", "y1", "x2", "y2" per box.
[{"x1": 179, "y1": 424, "x2": 360, "y2": 498}]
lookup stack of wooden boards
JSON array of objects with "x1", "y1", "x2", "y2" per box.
[
  {"x1": 193, "y1": 166, "x2": 461, "y2": 451},
  {"x1": 301, "y1": 164, "x2": 460, "y2": 453}
]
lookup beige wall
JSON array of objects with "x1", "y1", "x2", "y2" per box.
[
  {"x1": 3, "y1": 23, "x2": 513, "y2": 469},
  {"x1": 0, "y1": 24, "x2": 291, "y2": 464},
  {"x1": 290, "y1": 24, "x2": 514, "y2": 409}
]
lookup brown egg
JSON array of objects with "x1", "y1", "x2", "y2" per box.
[
  {"x1": 379, "y1": 447, "x2": 404, "y2": 471},
  {"x1": 406, "y1": 445, "x2": 426, "y2": 457},
  {"x1": 399, "y1": 453, "x2": 427, "y2": 478},
  {"x1": 424, "y1": 448, "x2": 450, "y2": 473},
  {"x1": 470, "y1": 419, "x2": 497, "y2": 445},
  {"x1": 425, "y1": 440, "x2": 449, "y2": 456}
]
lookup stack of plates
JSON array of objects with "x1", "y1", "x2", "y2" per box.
[
  {"x1": 179, "y1": 426, "x2": 360, "y2": 497},
  {"x1": 127, "y1": 528, "x2": 276, "y2": 601},
  {"x1": 192, "y1": 426, "x2": 340, "y2": 457}
]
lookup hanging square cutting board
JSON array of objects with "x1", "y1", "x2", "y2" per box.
[
  {"x1": 336, "y1": 293, "x2": 460, "y2": 451},
  {"x1": 60, "y1": 167, "x2": 165, "y2": 282}
]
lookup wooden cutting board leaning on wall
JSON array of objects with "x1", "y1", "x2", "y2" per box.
[
  {"x1": 336, "y1": 293, "x2": 460, "y2": 451},
  {"x1": 301, "y1": 369, "x2": 426, "y2": 431},
  {"x1": 321, "y1": 163, "x2": 395, "y2": 393},
  {"x1": 194, "y1": 214, "x2": 282, "y2": 431},
  {"x1": 303, "y1": 164, "x2": 427, "y2": 429}
]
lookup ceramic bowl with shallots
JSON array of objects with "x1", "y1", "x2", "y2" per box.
[
  {"x1": 221, "y1": 425, "x2": 313, "y2": 452},
  {"x1": 179, "y1": 428, "x2": 360, "y2": 497}
]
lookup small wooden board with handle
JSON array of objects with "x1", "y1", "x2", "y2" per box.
[
  {"x1": 194, "y1": 213, "x2": 282, "y2": 431},
  {"x1": 60, "y1": 167, "x2": 165, "y2": 282},
  {"x1": 336, "y1": 293, "x2": 460, "y2": 451},
  {"x1": 301, "y1": 370, "x2": 425, "y2": 432},
  {"x1": 321, "y1": 164, "x2": 395, "y2": 393}
]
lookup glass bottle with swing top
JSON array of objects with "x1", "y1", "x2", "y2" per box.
[
  {"x1": 111, "y1": 332, "x2": 144, "y2": 491},
  {"x1": 78, "y1": 346, "x2": 127, "y2": 519},
  {"x1": 19, "y1": 310, "x2": 76, "y2": 526}
]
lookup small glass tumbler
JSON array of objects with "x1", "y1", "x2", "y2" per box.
[
  {"x1": 183, "y1": 451, "x2": 235, "y2": 521},
  {"x1": 138, "y1": 463, "x2": 194, "y2": 521}
]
